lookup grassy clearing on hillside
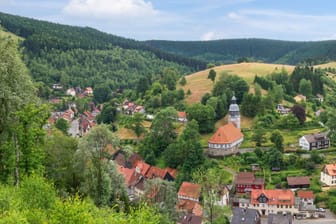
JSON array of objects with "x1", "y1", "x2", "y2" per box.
[
  {"x1": 0, "y1": 29, "x2": 23, "y2": 42},
  {"x1": 179, "y1": 62, "x2": 295, "y2": 104},
  {"x1": 315, "y1": 61, "x2": 336, "y2": 69}
]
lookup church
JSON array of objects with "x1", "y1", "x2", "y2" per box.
[{"x1": 207, "y1": 96, "x2": 244, "y2": 156}]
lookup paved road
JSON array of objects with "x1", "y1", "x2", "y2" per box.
[{"x1": 68, "y1": 118, "x2": 79, "y2": 137}]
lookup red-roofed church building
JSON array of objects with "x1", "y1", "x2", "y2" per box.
[{"x1": 208, "y1": 96, "x2": 243, "y2": 156}]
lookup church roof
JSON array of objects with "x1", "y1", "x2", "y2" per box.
[{"x1": 208, "y1": 123, "x2": 243, "y2": 144}]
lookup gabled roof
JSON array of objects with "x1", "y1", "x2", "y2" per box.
[
  {"x1": 322, "y1": 164, "x2": 336, "y2": 176},
  {"x1": 232, "y1": 208, "x2": 260, "y2": 224},
  {"x1": 287, "y1": 176, "x2": 310, "y2": 186},
  {"x1": 178, "y1": 111, "x2": 187, "y2": 119},
  {"x1": 145, "y1": 166, "x2": 171, "y2": 180},
  {"x1": 208, "y1": 123, "x2": 243, "y2": 144},
  {"x1": 235, "y1": 172, "x2": 264, "y2": 185},
  {"x1": 136, "y1": 161, "x2": 151, "y2": 176},
  {"x1": 303, "y1": 132, "x2": 329, "y2": 143},
  {"x1": 117, "y1": 165, "x2": 140, "y2": 187},
  {"x1": 178, "y1": 182, "x2": 201, "y2": 200},
  {"x1": 178, "y1": 213, "x2": 202, "y2": 224},
  {"x1": 297, "y1": 190, "x2": 314, "y2": 199},
  {"x1": 250, "y1": 189, "x2": 295, "y2": 205}
]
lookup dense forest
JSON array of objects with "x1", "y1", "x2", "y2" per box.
[
  {"x1": 0, "y1": 12, "x2": 206, "y2": 91},
  {"x1": 144, "y1": 39, "x2": 336, "y2": 65}
]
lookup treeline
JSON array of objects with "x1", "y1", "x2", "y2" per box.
[
  {"x1": 0, "y1": 12, "x2": 206, "y2": 70},
  {"x1": 144, "y1": 39, "x2": 336, "y2": 65},
  {"x1": 0, "y1": 12, "x2": 207, "y2": 93}
]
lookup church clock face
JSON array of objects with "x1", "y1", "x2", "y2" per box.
[{"x1": 258, "y1": 194, "x2": 268, "y2": 203}]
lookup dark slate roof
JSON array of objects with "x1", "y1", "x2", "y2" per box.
[
  {"x1": 231, "y1": 208, "x2": 260, "y2": 224},
  {"x1": 303, "y1": 132, "x2": 329, "y2": 143},
  {"x1": 178, "y1": 214, "x2": 202, "y2": 224},
  {"x1": 268, "y1": 213, "x2": 292, "y2": 224}
]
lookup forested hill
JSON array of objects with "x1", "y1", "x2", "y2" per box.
[
  {"x1": 0, "y1": 12, "x2": 206, "y2": 90},
  {"x1": 144, "y1": 39, "x2": 336, "y2": 65}
]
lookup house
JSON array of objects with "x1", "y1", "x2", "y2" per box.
[
  {"x1": 208, "y1": 123, "x2": 244, "y2": 156},
  {"x1": 178, "y1": 111, "x2": 188, "y2": 123},
  {"x1": 117, "y1": 165, "x2": 142, "y2": 200},
  {"x1": 178, "y1": 182, "x2": 201, "y2": 202},
  {"x1": 315, "y1": 108, "x2": 324, "y2": 117},
  {"x1": 177, "y1": 213, "x2": 202, "y2": 224},
  {"x1": 267, "y1": 213, "x2": 292, "y2": 224},
  {"x1": 277, "y1": 104, "x2": 291, "y2": 115},
  {"x1": 83, "y1": 87, "x2": 93, "y2": 96},
  {"x1": 297, "y1": 190, "x2": 316, "y2": 218},
  {"x1": 240, "y1": 189, "x2": 298, "y2": 216},
  {"x1": 316, "y1": 94, "x2": 324, "y2": 102},
  {"x1": 66, "y1": 88, "x2": 76, "y2": 96},
  {"x1": 287, "y1": 176, "x2": 310, "y2": 189},
  {"x1": 145, "y1": 166, "x2": 176, "y2": 181},
  {"x1": 52, "y1": 83, "x2": 63, "y2": 90},
  {"x1": 231, "y1": 207, "x2": 261, "y2": 224},
  {"x1": 320, "y1": 164, "x2": 336, "y2": 186},
  {"x1": 235, "y1": 172, "x2": 264, "y2": 193},
  {"x1": 299, "y1": 132, "x2": 330, "y2": 150},
  {"x1": 294, "y1": 94, "x2": 306, "y2": 102},
  {"x1": 215, "y1": 185, "x2": 230, "y2": 206},
  {"x1": 297, "y1": 191, "x2": 314, "y2": 205}
]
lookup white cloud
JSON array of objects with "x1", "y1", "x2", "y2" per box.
[
  {"x1": 222, "y1": 9, "x2": 336, "y2": 40},
  {"x1": 63, "y1": 0, "x2": 158, "y2": 19},
  {"x1": 201, "y1": 31, "x2": 216, "y2": 41}
]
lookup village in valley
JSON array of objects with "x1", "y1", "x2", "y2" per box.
[
  {"x1": 3, "y1": 7, "x2": 336, "y2": 223},
  {"x1": 46, "y1": 69, "x2": 336, "y2": 224}
]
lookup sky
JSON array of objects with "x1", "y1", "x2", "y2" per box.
[{"x1": 1, "y1": 0, "x2": 336, "y2": 41}]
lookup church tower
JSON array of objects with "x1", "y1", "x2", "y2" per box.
[{"x1": 228, "y1": 96, "x2": 240, "y2": 129}]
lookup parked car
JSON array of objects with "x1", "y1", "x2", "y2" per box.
[{"x1": 317, "y1": 208, "x2": 326, "y2": 212}]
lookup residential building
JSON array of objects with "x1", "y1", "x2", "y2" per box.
[
  {"x1": 231, "y1": 207, "x2": 261, "y2": 224},
  {"x1": 228, "y1": 96, "x2": 240, "y2": 129},
  {"x1": 215, "y1": 185, "x2": 230, "y2": 206},
  {"x1": 66, "y1": 88, "x2": 76, "y2": 96},
  {"x1": 277, "y1": 104, "x2": 291, "y2": 115},
  {"x1": 52, "y1": 83, "x2": 63, "y2": 90},
  {"x1": 241, "y1": 189, "x2": 299, "y2": 216},
  {"x1": 178, "y1": 111, "x2": 188, "y2": 123},
  {"x1": 321, "y1": 164, "x2": 336, "y2": 186},
  {"x1": 287, "y1": 176, "x2": 310, "y2": 189},
  {"x1": 299, "y1": 132, "x2": 330, "y2": 150},
  {"x1": 294, "y1": 94, "x2": 306, "y2": 102},
  {"x1": 178, "y1": 182, "x2": 201, "y2": 202},
  {"x1": 297, "y1": 190, "x2": 316, "y2": 217},
  {"x1": 177, "y1": 213, "x2": 202, "y2": 224},
  {"x1": 208, "y1": 123, "x2": 244, "y2": 156},
  {"x1": 235, "y1": 172, "x2": 264, "y2": 193},
  {"x1": 267, "y1": 213, "x2": 292, "y2": 224}
]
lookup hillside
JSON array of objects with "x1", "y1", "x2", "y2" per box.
[
  {"x1": 145, "y1": 39, "x2": 336, "y2": 65},
  {"x1": 0, "y1": 12, "x2": 206, "y2": 91},
  {"x1": 179, "y1": 62, "x2": 295, "y2": 104}
]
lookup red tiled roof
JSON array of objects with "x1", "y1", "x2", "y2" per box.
[
  {"x1": 177, "y1": 199, "x2": 197, "y2": 211},
  {"x1": 117, "y1": 165, "x2": 139, "y2": 187},
  {"x1": 287, "y1": 176, "x2": 310, "y2": 186},
  {"x1": 136, "y1": 161, "x2": 151, "y2": 176},
  {"x1": 192, "y1": 203, "x2": 203, "y2": 216},
  {"x1": 235, "y1": 172, "x2": 264, "y2": 185},
  {"x1": 297, "y1": 190, "x2": 314, "y2": 199},
  {"x1": 208, "y1": 123, "x2": 243, "y2": 144},
  {"x1": 165, "y1": 167, "x2": 178, "y2": 179},
  {"x1": 145, "y1": 166, "x2": 168, "y2": 179},
  {"x1": 178, "y1": 111, "x2": 187, "y2": 119},
  {"x1": 323, "y1": 164, "x2": 336, "y2": 176},
  {"x1": 128, "y1": 153, "x2": 143, "y2": 168},
  {"x1": 251, "y1": 189, "x2": 295, "y2": 205},
  {"x1": 178, "y1": 182, "x2": 201, "y2": 200}
]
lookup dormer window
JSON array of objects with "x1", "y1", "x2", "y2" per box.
[{"x1": 257, "y1": 194, "x2": 268, "y2": 203}]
